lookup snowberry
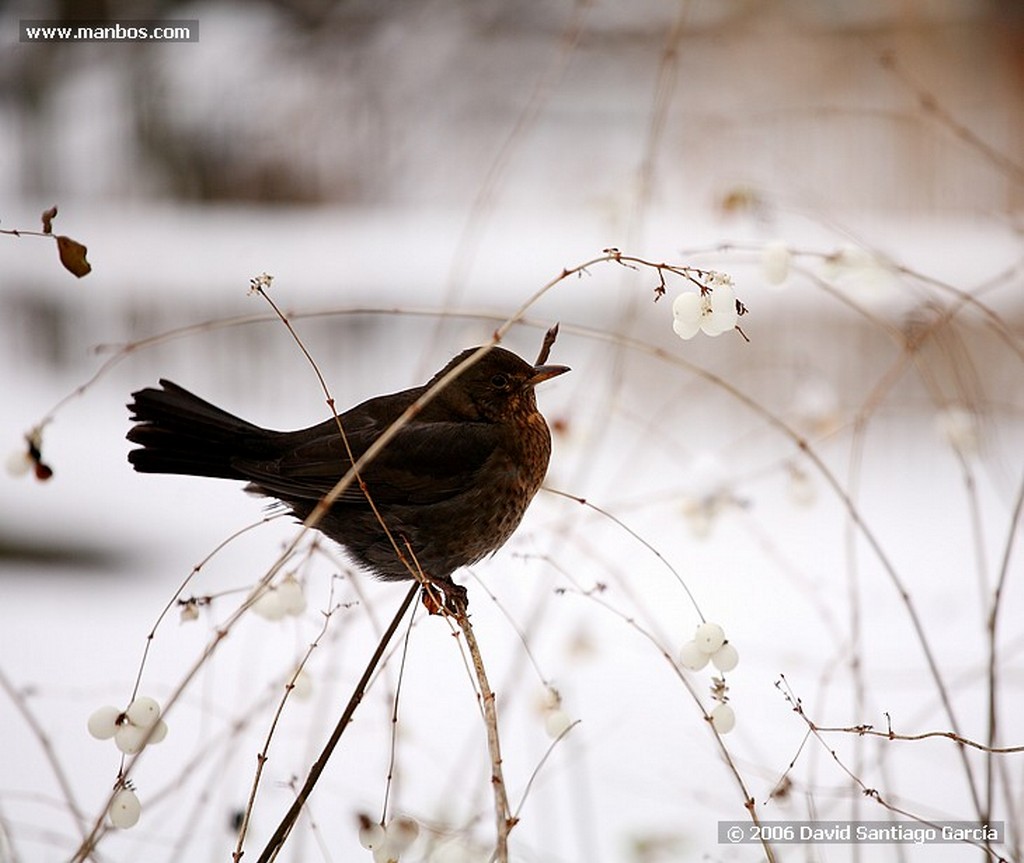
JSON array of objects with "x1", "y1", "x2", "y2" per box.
[
  {"x1": 148, "y1": 719, "x2": 169, "y2": 744},
  {"x1": 87, "y1": 705, "x2": 122, "y2": 740},
  {"x1": 5, "y1": 448, "x2": 32, "y2": 477},
  {"x1": 678, "y1": 640, "x2": 710, "y2": 671},
  {"x1": 760, "y1": 241, "x2": 791, "y2": 286},
  {"x1": 672, "y1": 275, "x2": 739, "y2": 340},
  {"x1": 90, "y1": 695, "x2": 168, "y2": 754},
  {"x1": 358, "y1": 818, "x2": 386, "y2": 850},
  {"x1": 126, "y1": 696, "x2": 161, "y2": 728},
  {"x1": 109, "y1": 788, "x2": 141, "y2": 829},
  {"x1": 114, "y1": 723, "x2": 149, "y2": 755},
  {"x1": 693, "y1": 622, "x2": 726, "y2": 654},
  {"x1": 385, "y1": 817, "x2": 420, "y2": 853},
  {"x1": 711, "y1": 642, "x2": 739, "y2": 672},
  {"x1": 710, "y1": 703, "x2": 736, "y2": 734},
  {"x1": 543, "y1": 708, "x2": 573, "y2": 739},
  {"x1": 252, "y1": 588, "x2": 287, "y2": 621},
  {"x1": 277, "y1": 575, "x2": 307, "y2": 616},
  {"x1": 253, "y1": 577, "x2": 307, "y2": 620}
]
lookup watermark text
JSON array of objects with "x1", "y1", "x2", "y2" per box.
[{"x1": 20, "y1": 20, "x2": 199, "y2": 43}]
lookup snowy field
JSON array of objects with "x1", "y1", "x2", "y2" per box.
[{"x1": 1, "y1": 3, "x2": 1022, "y2": 862}]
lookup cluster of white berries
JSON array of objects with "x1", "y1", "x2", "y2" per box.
[
  {"x1": 88, "y1": 696, "x2": 168, "y2": 829},
  {"x1": 88, "y1": 696, "x2": 168, "y2": 755},
  {"x1": 672, "y1": 272, "x2": 741, "y2": 340},
  {"x1": 678, "y1": 622, "x2": 738, "y2": 734},
  {"x1": 358, "y1": 815, "x2": 420, "y2": 862},
  {"x1": 251, "y1": 574, "x2": 307, "y2": 621}
]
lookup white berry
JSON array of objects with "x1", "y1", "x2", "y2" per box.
[
  {"x1": 711, "y1": 642, "x2": 739, "y2": 672},
  {"x1": 760, "y1": 240, "x2": 791, "y2": 286},
  {"x1": 87, "y1": 705, "x2": 121, "y2": 740},
  {"x1": 543, "y1": 708, "x2": 573, "y2": 739},
  {"x1": 5, "y1": 449, "x2": 32, "y2": 477},
  {"x1": 252, "y1": 588, "x2": 286, "y2": 621},
  {"x1": 109, "y1": 788, "x2": 141, "y2": 829},
  {"x1": 358, "y1": 820, "x2": 386, "y2": 850},
  {"x1": 114, "y1": 723, "x2": 149, "y2": 755},
  {"x1": 710, "y1": 703, "x2": 736, "y2": 734},
  {"x1": 694, "y1": 622, "x2": 726, "y2": 654},
  {"x1": 385, "y1": 817, "x2": 420, "y2": 852},
  {"x1": 278, "y1": 576, "x2": 307, "y2": 616},
  {"x1": 678, "y1": 640, "x2": 710, "y2": 671},
  {"x1": 148, "y1": 719, "x2": 169, "y2": 744},
  {"x1": 126, "y1": 696, "x2": 161, "y2": 728}
]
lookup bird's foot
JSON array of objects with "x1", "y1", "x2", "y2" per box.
[{"x1": 421, "y1": 578, "x2": 468, "y2": 617}]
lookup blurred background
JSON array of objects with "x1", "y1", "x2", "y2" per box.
[{"x1": 1, "y1": 1, "x2": 1023, "y2": 861}]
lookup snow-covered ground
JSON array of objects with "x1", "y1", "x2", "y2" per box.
[{"x1": 2, "y1": 203, "x2": 1021, "y2": 862}]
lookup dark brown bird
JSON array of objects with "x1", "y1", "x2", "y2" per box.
[{"x1": 126, "y1": 346, "x2": 568, "y2": 606}]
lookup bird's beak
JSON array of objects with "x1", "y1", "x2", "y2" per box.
[{"x1": 528, "y1": 364, "x2": 571, "y2": 387}]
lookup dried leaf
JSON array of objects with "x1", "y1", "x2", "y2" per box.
[
  {"x1": 41, "y1": 205, "x2": 58, "y2": 234},
  {"x1": 55, "y1": 235, "x2": 91, "y2": 277}
]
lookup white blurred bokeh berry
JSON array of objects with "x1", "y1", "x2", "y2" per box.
[
  {"x1": 543, "y1": 708, "x2": 574, "y2": 739},
  {"x1": 936, "y1": 405, "x2": 978, "y2": 455},
  {"x1": 277, "y1": 575, "x2": 307, "y2": 616},
  {"x1": 760, "y1": 240, "x2": 791, "y2": 286},
  {"x1": 5, "y1": 448, "x2": 33, "y2": 477}
]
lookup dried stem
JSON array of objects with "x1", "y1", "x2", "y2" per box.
[
  {"x1": 232, "y1": 592, "x2": 344, "y2": 861},
  {"x1": 255, "y1": 583, "x2": 419, "y2": 863},
  {"x1": 452, "y1": 606, "x2": 514, "y2": 862}
]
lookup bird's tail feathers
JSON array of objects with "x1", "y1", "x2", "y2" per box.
[{"x1": 127, "y1": 380, "x2": 272, "y2": 479}]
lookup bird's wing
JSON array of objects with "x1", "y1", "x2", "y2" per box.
[{"x1": 234, "y1": 414, "x2": 502, "y2": 507}]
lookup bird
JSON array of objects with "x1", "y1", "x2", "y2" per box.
[{"x1": 126, "y1": 346, "x2": 569, "y2": 610}]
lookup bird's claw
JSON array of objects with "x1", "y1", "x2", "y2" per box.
[{"x1": 421, "y1": 579, "x2": 468, "y2": 617}]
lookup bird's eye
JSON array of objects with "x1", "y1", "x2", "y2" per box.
[{"x1": 490, "y1": 373, "x2": 510, "y2": 389}]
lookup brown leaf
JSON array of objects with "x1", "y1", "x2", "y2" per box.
[
  {"x1": 41, "y1": 205, "x2": 58, "y2": 234},
  {"x1": 55, "y1": 235, "x2": 91, "y2": 277}
]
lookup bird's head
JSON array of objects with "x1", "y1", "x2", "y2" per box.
[{"x1": 429, "y1": 346, "x2": 569, "y2": 422}]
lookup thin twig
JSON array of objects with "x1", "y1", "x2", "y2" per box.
[
  {"x1": 255, "y1": 583, "x2": 419, "y2": 863},
  {"x1": 775, "y1": 676, "x2": 1008, "y2": 862},
  {"x1": 452, "y1": 607, "x2": 513, "y2": 863},
  {"x1": 232, "y1": 593, "x2": 344, "y2": 861},
  {"x1": 0, "y1": 668, "x2": 89, "y2": 844}
]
